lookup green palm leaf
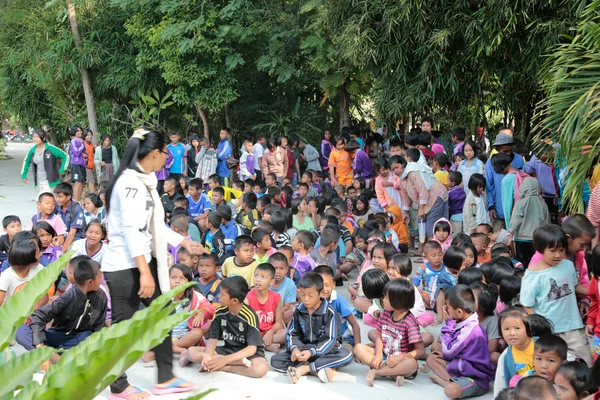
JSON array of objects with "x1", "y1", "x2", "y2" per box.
[{"x1": 0, "y1": 347, "x2": 55, "y2": 397}]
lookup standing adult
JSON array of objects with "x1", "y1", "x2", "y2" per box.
[
  {"x1": 21, "y1": 130, "x2": 69, "y2": 194},
  {"x1": 485, "y1": 132, "x2": 525, "y2": 231},
  {"x1": 94, "y1": 134, "x2": 119, "y2": 185},
  {"x1": 103, "y1": 128, "x2": 200, "y2": 398}
]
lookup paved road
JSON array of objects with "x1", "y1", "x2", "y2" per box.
[{"x1": 1, "y1": 142, "x2": 494, "y2": 399}]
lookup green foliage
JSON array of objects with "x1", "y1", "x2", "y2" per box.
[
  {"x1": 252, "y1": 97, "x2": 322, "y2": 141},
  {"x1": 0, "y1": 347, "x2": 55, "y2": 397}
]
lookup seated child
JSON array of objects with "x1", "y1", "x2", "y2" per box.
[
  {"x1": 269, "y1": 252, "x2": 297, "y2": 323},
  {"x1": 29, "y1": 192, "x2": 66, "y2": 247},
  {"x1": 0, "y1": 215, "x2": 22, "y2": 264},
  {"x1": 70, "y1": 219, "x2": 106, "y2": 263},
  {"x1": 237, "y1": 192, "x2": 260, "y2": 233},
  {"x1": 555, "y1": 361, "x2": 596, "y2": 400},
  {"x1": 218, "y1": 205, "x2": 244, "y2": 256},
  {"x1": 195, "y1": 254, "x2": 223, "y2": 305},
  {"x1": 183, "y1": 276, "x2": 269, "y2": 378},
  {"x1": 514, "y1": 376, "x2": 559, "y2": 400},
  {"x1": 187, "y1": 177, "x2": 212, "y2": 231},
  {"x1": 354, "y1": 278, "x2": 424, "y2": 386},
  {"x1": 30, "y1": 257, "x2": 106, "y2": 370},
  {"x1": 245, "y1": 263, "x2": 286, "y2": 352},
  {"x1": 471, "y1": 232, "x2": 491, "y2": 264},
  {"x1": 292, "y1": 230, "x2": 317, "y2": 277},
  {"x1": 412, "y1": 241, "x2": 445, "y2": 309},
  {"x1": 527, "y1": 335, "x2": 568, "y2": 384},
  {"x1": 354, "y1": 242, "x2": 397, "y2": 315},
  {"x1": 33, "y1": 221, "x2": 62, "y2": 266},
  {"x1": 54, "y1": 182, "x2": 85, "y2": 250},
  {"x1": 0, "y1": 240, "x2": 46, "y2": 306},
  {"x1": 431, "y1": 247, "x2": 466, "y2": 325},
  {"x1": 310, "y1": 228, "x2": 339, "y2": 277},
  {"x1": 168, "y1": 214, "x2": 191, "y2": 263},
  {"x1": 176, "y1": 247, "x2": 200, "y2": 280},
  {"x1": 270, "y1": 272, "x2": 353, "y2": 383},
  {"x1": 470, "y1": 283, "x2": 501, "y2": 365},
  {"x1": 252, "y1": 228, "x2": 276, "y2": 264},
  {"x1": 221, "y1": 235, "x2": 258, "y2": 287},
  {"x1": 314, "y1": 265, "x2": 361, "y2": 347},
  {"x1": 82, "y1": 193, "x2": 106, "y2": 226},
  {"x1": 432, "y1": 218, "x2": 453, "y2": 252},
  {"x1": 279, "y1": 244, "x2": 301, "y2": 284},
  {"x1": 426, "y1": 285, "x2": 496, "y2": 399},
  {"x1": 200, "y1": 211, "x2": 227, "y2": 265}
]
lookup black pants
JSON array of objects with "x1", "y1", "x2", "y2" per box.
[
  {"x1": 104, "y1": 259, "x2": 174, "y2": 394},
  {"x1": 270, "y1": 346, "x2": 353, "y2": 373},
  {"x1": 515, "y1": 241, "x2": 535, "y2": 268},
  {"x1": 255, "y1": 170, "x2": 263, "y2": 186}
]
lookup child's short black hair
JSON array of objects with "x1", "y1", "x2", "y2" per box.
[
  {"x1": 188, "y1": 178, "x2": 203, "y2": 190},
  {"x1": 320, "y1": 228, "x2": 340, "y2": 247},
  {"x1": 457, "y1": 267, "x2": 484, "y2": 286},
  {"x1": 434, "y1": 219, "x2": 451, "y2": 234},
  {"x1": 8, "y1": 240, "x2": 38, "y2": 268},
  {"x1": 389, "y1": 155, "x2": 407, "y2": 167},
  {"x1": 533, "y1": 224, "x2": 568, "y2": 253},
  {"x1": 164, "y1": 176, "x2": 178, "y2": 186},
  {"x1": 490, "y1": 243, "x2": 511, "y2": 258},
  {"x1": 494, "y1": 389, "x2": 514, "y2": 400},
  {"x1": 37, "y1": 192, "x2": 55, "y2": 203},
  {"x1": 84, "y1": 193, "x2": 103, "y2": 208},
  {"x1": 515, "y1": 376, "x2": 558, "y2": 400},
  {"x1": 257, "y1": 195, "x2": 271, "y2": 209},
  {"x1": 486, "y1": 257, "x2": 515, "y2": 286},
  {"x1": 391, "y1": 253, "x2": 412, "y2": 277},
  {"x1": 54, "y1": 182, "x2": 73, "y2": 197},
  {"x1": 389, "y1": 139, "x2": 402, "y2": 150},
  {"x1": 418, "y1": 133, "x2": 431, "y2": 147},
  {"x1": 562, "y1": 214, "x2": 596, "y2": 240},
  {"x1": 451, "y1": 233, "x2": 473, "y2": 247},
  {"x1": 530, "y1": 314, "x2": 554, "y2": 337},
  {"x1": 271, "y1": 210, "x2": 288, "y2": 234},
  {"x1": 446, "y1": 284, "x2": 475, "y2": 314},
  {"x1": 256, "y1": 220, "x2": 273, "y2": 233},
  {"x1": 297, "y1": 272, "x2": 324, "y2": 292},
  {"x1": 294, "y1": 230, "x2": 314, "y2": 250},
  {"x1": 499, "y1": 275, "x2": 521, "y2": 306},
  {"x1": 470, "y1": 232, "x2": 490, "y2": 247},
  {"x1": 266, "y1": 172, "x2": 277, "y2": 182},
  {"x1": 208, "y1": 174, "x2": 220, "y2": 184},
  {"x1": 443, "y1": 246, "x2": 466, "y2": 271},
  {"x1": 433, "y1": 152, "x2": 449, "y2": 169},
  {"x1": 406, "y1": 147, "x2": 421, "y2": 162},
  {"x1": 405, "y1": 131, "x2": 419, "y2": 147},
  {"x1": 251, "y1": 228, "x2": 271, "y2": 245},
  {"x1": 212, "y1": 186, "x2": 225, "y2": 198},
  {"x1": 231, "y1": 180, "x2": 244, "y2": 191},
  {"x1": 334, "y1": 202, "x2": 348, "y2": 214},
  {"x1": 170, "y1": 214, "x2": 189, "y2": 233},
  {"x1": 313, "y1": 265, "x2": 335, "y2": 279},
  {"x1": 467, "y1": 173, "x2": 486, "y2": 192},
  {"x1": 198, "y1": 253, "x2": 218, "y2": 266},
  {"x1": 242, "y1": 192, "x2": 257, "y2": 209},
  {"x1": 423, "y1": 240, "x2": 443, "y2": 253},
  {"x1": 498, "y1": 307, "x2": 533, "y2": 338},
  {"x1": 72, "y1": 256, "x2": 101, "y2": 285},
  {"x1": 2, "y1": 215, "x2": 21, "y2": 229},
  {"x1": 491, "y1": 152, "x2": 512, "y2": 174},
  {"x1": 221, "y1": 276, "x2": 249, "y2": 302},
  {"x1": 371, "y1": 242, "x2": 397, "y2": 264},
  {"x1": 255, "y1": 263, "x2": 275, "y2": 279},
  {"x1": 477, "y1": 223, "x2": 493, "y2": 234},
  {"x1": 470, "y1": 283, "x2": 497, "y2": 317},
  {"x1": 361, "y1": 269, "x2": 389, "y2": 300},
  {"x1": 216, "y1": 205, "x2": 232, "y2": 222},
  {"x1": 268, "y1": 252, "x2": 288, "y2": 266},
  {"x1": 557, "y1": 361, "x2": 596, "y2": 399},
  {"x1": 12, "y1": 231, "x2": 42, "y2": 251},
  {"x1": 448, "y1": 171, "x2": 462, "y2": 186},
  {"x1": 32, "y1": 221, "x2": 57, "y2": 238},
  {"x1": 234, "y1": 235, "x2": 253, "y2": 250},
  {"x1": 535, "y1": 334, "x2": 568, "y2": 361},
  {"x1": 384, "y1": 278, "x2": 415, "y2": 311},
  {"x1": 207, "y1": 211, "x2": 221, "y2": 229},
  {"x1": 324, "y1": 206, "x2": 341, "y2": 218}
]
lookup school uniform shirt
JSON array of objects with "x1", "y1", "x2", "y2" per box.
[
  {"x1": 196, "y1": 277, "x2": 222, "y2": 304},
  {"x1": 208, "y1": 304, "x2": 264, "y2": 354},
  {"x1": 270, "y1": 277, "x2": 296, "y2": 305},
  {"x1": 102, "y1": 172, "x2": 184, "y2": 273},
  {"x1": 291, "y1": 252, "x2": 317, "y2": 277},
  {"x1": 246, "y1": 289, "x2": 281, "y2": 335},
  {"x1": 71, "y1": 239, "x2": 106, "y2": 263},
  {"x1": 40, "y1": 245, "x2": 62, "y2": 266},
  {"x1": 377, "y1": 309, "x2": 422, "y2": 356},
  {"x1": 201, "y1": 229, "x2": 227, "y2": 265},
  {"x1": 252, "y1": 142, "x2": 264, "y2": 172},
  {"x1": 221, "y1": 256, "x2": 258, "y2": 287},
  {"x1": 186, "y1": 193, "x2": 212, "y2": 218},
  {"x1": 0, "y1": 263, "x2": 44, "y2": 300},
  {"x1": 29, "y1": 213, "x2": 67, "y2": 236},
  {"x1": 521, "y1": 259, "x2": 583, "y2": 334},
  {"x1": 161, "y1": 192, "x2": 184, "y2": 215},
  {"x1": 56, "y1": 202, "x2": 85, "y2": 240},
  {"x1": 167, "y1": 142, "x2": 186, "y2": 174},
  {"x1": 329, "y1": 290, "x2": 354, "y2": 336},
  {"x1": 309, "y1": 249, "x2": 337, "y2": 272}
]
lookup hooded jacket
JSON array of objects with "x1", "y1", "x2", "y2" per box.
[
  {"x1": 432, "y1": 217, "x2": 452, "y2": 252},
  {"x1": 262, "y1": 147, "x2": 289, "y2": 179},
  {"x1": 286, "y1": 298, "x2": 341, "y2": 356},
  {"x1": 388, "y1": 205, "x2": 409, "y2": 245},
  {"x1": 21, "y1": 143, "x2": 69, "y2": 188},
  {"x1": 509, "y1": 178, "x2": 550, "y2": 241},
  {"x1": 69, "y1": 137, "x2": 86, "y2": 166}
]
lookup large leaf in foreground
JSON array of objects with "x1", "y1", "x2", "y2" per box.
[{"x1": 0, "y1": 346, "x2": 55, "y2": 398}]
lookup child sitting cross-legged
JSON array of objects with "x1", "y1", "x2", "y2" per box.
[
  {"x1": 252, "y1": 228, "x2": 276, "y2": 264},
  {"x1": 271, "y1": 272, "x2": 353, "y2": 384},
  {"x1": 354, "y1": 278, "x2": 425, "y2": 387},
  {"x1": 30, "y1": 257, "x2": 107, "y2": 370},
  {"x1": 269, "y1": 252, "x2": 297, "y2": 324},
  {"x1": 426, "y1": 284, "x2": 496, "y2": 399},
  {"x1": 183, "y1": 276, "x2": 269, "y2": 378},
  {"x1": 245, "y1": 263, "x2": 286, "y2": 352}
]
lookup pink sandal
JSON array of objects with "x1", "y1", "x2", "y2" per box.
[{"x1": 108, "y1": 386, "x2": 150, "y2": 400}]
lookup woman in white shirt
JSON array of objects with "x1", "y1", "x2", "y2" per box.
[{"x1": 103, "y1": 128, "x2": 201, "y2": 398}]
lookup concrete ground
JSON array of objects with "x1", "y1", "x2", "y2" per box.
[{"x1": 1, "y1": 142, "x2": 495, "y2": 400}]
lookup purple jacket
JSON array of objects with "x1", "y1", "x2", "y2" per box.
[
  {"x1": 353, "y1": 149, "x2": 374, "y2": 179},
  {"x1": 523, "y1": 155, "x2": 556, "y2": 198},
  {"x1": 155, "y1": 148, "x2": 174, "y2": 181},
  {"x1": 70, "y1": 137, "x2": 86, "y2": 166},
  {"x1": 320, "y1": 140, "x2": 332, "y2": 171},
  {"x1": 441, "y1": 313, "x2": 496, "y2": 390},
  {"x1": 448, "y1": 186, "x2": 466, "y2": 217},
  {"x1": 292, "y1": 253, "x2": 317, "y2": 277},
  {"x1": 453, "y1": 141, "x2": 464, "y2": 156}
]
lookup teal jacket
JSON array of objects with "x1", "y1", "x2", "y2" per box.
[{"x1": 21, "y1": 143, "x2": 69, "y2": 188}]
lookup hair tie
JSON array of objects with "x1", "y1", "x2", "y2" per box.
[{"x1": 132, "y1": 128, "x2": 149, "y2": 140}]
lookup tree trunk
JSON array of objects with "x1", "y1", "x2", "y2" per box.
[
  {"x1": 224, "y1": 104, "x2": 232, "y2": 130},
  {"x1": 196, "y1": 106, "x2": 210, "y2": 143},
  {"x1": 66, "y1": 0, "x2": 99, "y2": 143},
  {"x1": 338, "y1": 82, "x2": 351, "y2": 132}
]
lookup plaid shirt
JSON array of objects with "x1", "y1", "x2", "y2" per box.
[{"x1": 195, "y1": 148, "x2": 218, "y2": 182}]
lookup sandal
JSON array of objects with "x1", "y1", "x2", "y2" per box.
[
  {"x1": 108, "y1": 386, "x2": 150, "y2": 400},
  {"x1": 286, "y1": 366, "x2": 300, "y2": 384},
  {"x1": 152, "y1": 378, "x2": 196, "y2": 395}
]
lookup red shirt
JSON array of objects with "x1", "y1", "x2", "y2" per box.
[
  {"x1": 377, "y1": 310, "x2": 422, "y2": 356},
  {"x1": 246, "y1": 289, "x2": 280, "y2": 335}
]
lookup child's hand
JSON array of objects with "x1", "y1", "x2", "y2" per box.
[
  {"x1": 386, "y1": 356, "x2": 401, "y2": 368},
  {"x1": 51, "y1": 237, "x2": 61, "y2": 247},
  {"x1": 291, "y1": 348, "x2": 301, "y2": 362},
  {"x1": 370, "y1": 354, "x2": 382, "y2": 369},
  {"x1": 204, "y1": 357, "x2": 226, "y2": 372},
  {"x1": 263, "y1": 331, "x2": 274, "y2": 347},
  {"x1": 373, "y1": 310, "x2": 380, "y2": 319},
  {"x1": 297, "y1": 350, "x2": 312, "y2": 362},
  {"x1": 200, "y1": 353, "x2": 213, "y2": 370},
  {"x1": 432, "y1": 350, "x2": 443, "y2": 359},
  {"x1": 41, "y1": 360, "x2": 51, "y2": 371},
  {"x1": 191, "y1": 312, "x2": 205, "y2": 328},
  {"x1": 580, "y1": 302, "x2": 590, "y2": 318},
  {"x1": 586, "y1": 324, "x2": 595, "y2": 337}
]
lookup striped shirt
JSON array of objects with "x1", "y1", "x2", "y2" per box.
[
  {"x1": 377, "y1": 310, "x2": 422, "y2": 356},
  {"x1": 587, "y1": 182, "x2": 600, "y2": 227}
]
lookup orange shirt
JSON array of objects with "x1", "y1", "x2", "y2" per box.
[
  {"x1": 328, "y1": 149, "x2": 352, "y2": 177},
  {"x1": 84, "y1": 142, "x2": 95, "y2": 169},
  {"x1": 479, "y1": 251, "x2": 491, "y2": 264}
]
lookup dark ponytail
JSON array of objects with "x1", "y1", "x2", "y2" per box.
[{"x1": 105, "y1": 128, "x2": 165, "y2": 213}]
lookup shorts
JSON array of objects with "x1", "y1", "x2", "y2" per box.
[
  {"x1": 85, "y1": 168, "x2": 95, "y2": 183},
  {"x1": 216, "y1": 345, "x2": 265, "y2": 360},
  {"x1": 451, "y1": 377, "x2": 488, "y2": 399},
  {"x1": 71, "y1": 165, "x2": 86, "y2": 183}
]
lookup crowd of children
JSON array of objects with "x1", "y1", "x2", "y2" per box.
[{"x1": 5, "y1": 120, "x2": 600, "y2": 399}]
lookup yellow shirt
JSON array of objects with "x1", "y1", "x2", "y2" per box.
[
  {"x1": 221, "y1": 256, "x2": 258, "y2": 287},
  {"x1": 512, "y1": 338, "x2": 535, "y2": 376},
  {"x1": 434, "y1": 170, "x2": 449, "y2": 189},
  {"x1": 208, "y1": 186, "x2": 242, "y2": 202}
]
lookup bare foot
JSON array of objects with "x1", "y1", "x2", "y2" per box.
[
  {"x1": 140, "y1": 351, "x2": 155, "y2": 363},
  {"x1": 265, "y1": 343, "x2": 280, "y2": 353},
  {"x1": 429, "y1": 374, "x2": 448, "y2": 387},
  {"x1": 366, "y1": 369, "x2": 377, "y2": 387},
  {"x1": 178, "y1": 351, "x2": 190, "y2": 367},
  {"x1": 395, "y1": 375, "x2": 404, "y2": 386},
  {"x1": 419, "y1": 364, "x2": 431, "y2": 373}
]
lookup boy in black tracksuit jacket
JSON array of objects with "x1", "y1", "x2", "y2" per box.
[{"x1": 271, "y1": 272, "x2": 352, "y2": 383}]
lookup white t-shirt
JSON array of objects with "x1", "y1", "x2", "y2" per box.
[
  {"x1": 71, "y1": 239, "x2": 106, "y2": 263},
  {"x1": 252, "y1": 143, "x2": 264, "y2": 171},
  {"x1": 0, "y1": 264, "x2": 44, "y2": 300},
  {"x1": 475, "y1": 195, "x2": 491, "y2": 225}
]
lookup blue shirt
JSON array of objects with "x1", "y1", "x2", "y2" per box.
[
  {"x1": 186, "y1": 193, "x2": 212, "y2": 218},
  {"x1": 271, "y1": 276, "x2": 297, "y2": 304},
  {"x1": 55, "y1": 201, "x2": 85, "y2": 239},
  {"x1": 485, "y1": 153, "x2": 524, "y2": 219},
  {"x1": 196, "y1": 277, "x2": 222, "y2": 304},
  {"x1": 356, "y1": 138, "x2": 365, "y2": 150},
  {"x1": 167, "y1": 143, "x2": 186, "y2": 174},
  {"x1": 329, "y1": 290, "x2": 354, "y2": 335},
  {"x1": 216, "y1": 139, "x2": 232, "y2": 177}
]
